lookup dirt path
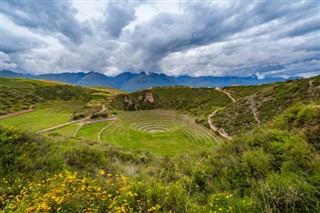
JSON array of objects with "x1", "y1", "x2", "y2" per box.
[
  {"x1": 215, "y1": 87, "x2": 236, "y2": 102},
  {"x1": 0, "y1": 106, "x2": 34, "y2": 119},
  {"x1": 249, "y1": 98, "x2": 260, "y2": 126},
  {"x1": 37, "y1": 104, "x2": 110, "y2": 134},
  {"x1": 38, "y1": 113, "x2": 93, "y2": 134},
  {"x1": 97, "y1": 104, "x2": 106, "y2": 114},
  {"x1": 38, "y1": 117, "x2": 118, "y2": 134},
  {"x1": 208, "y1": 110, "x2": 232, "y2": 140}
]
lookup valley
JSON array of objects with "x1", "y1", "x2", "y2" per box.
[{"x1": 0, "y1": 76, "x2": 319, "y2": 212}]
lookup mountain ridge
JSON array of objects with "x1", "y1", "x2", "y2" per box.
[{"x1": 1, "y1": 69, "x2": 291, "y2": 92}]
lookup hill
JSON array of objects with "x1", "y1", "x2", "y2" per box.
[
  {"x1": 111, "y1": 86, "x2": 234, "y2": 127},
  {"x1": 212, "y1": 75, "x2": 320, "y2": 136},
  {"x1": 0, "y1": 70, "x2": 28, "y2": 78},
  {"x1": 0, "y1": 78, "x2": 109, "y2": 115},
  {"x1": 0, "y1": 70, "x2": 289, "y2": 92}
]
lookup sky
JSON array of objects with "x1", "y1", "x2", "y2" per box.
[{"x1": 1, "y1": 0, "x2": 320, "y2": 78}]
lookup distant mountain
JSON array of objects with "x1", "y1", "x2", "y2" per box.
[
  {"x1": 0, "y1": 70, "x2": 290, "y2": 92},
  {"x1": 74, "y1": 72, "x2": 118, "y2": 88},
  {"x1": 175, "y1": 75, "x2": 286, "y2": 87},
  {"x1": 35, "y1": 72, "x2": 86, "y2": 84},
  {"x1": 121, "y1": 72, "x2": 177, "y2": 91},
  {"x1": 113, "y1": 72, "x2": 138, "y2": 87},
  {"x1": 0, "y1": 70, "x2": 30, "y2": 78}
]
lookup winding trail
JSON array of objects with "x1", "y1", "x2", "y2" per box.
[
  {"x1": 215, "y1": 87, "x2": 236, "y2": 102},
  {"x1": 250, "y1": 98, "x2": 260, "y2": 126},
  {"x1": 208, "y1": 110, "x2": 232, "y2": 140},
  {"x1": 37, "y1": 104, "x2": 109, "y2": 134},
  {"x1": 206, "y1": 87, "x2": 235, "y2": 140},
  {"x1": 0, "y1": 106, "x2": 34, "y2": 119},
  {"x1": 97, "y1": 104, "x2": 106, "y2": 114}
]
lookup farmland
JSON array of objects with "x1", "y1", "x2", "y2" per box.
[
  {"x1": 0, "y1": 102, "x2": 85, "y2": 131},
  {"x1": 46, "y1": 110, "x2": 221, "y2": 155},
  {"x1": 100, "y1": 110, "x2": 221, "y2": 155}
]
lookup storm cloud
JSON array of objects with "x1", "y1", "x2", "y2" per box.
[{"x1": 1, "y1": 0, "x2": 319, "y2": 78}]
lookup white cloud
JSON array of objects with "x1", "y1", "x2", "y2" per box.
[
  {"x1": 0, "y1": 52, "x2": 17, "y2": 70},
  {"x1": 1, "y1": 1, "x2": 319, "y2": 78}
]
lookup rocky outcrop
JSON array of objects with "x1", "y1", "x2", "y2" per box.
[
  {"x1": 124, "y1": 96, "x2": 133, "y2": 105},
  {"x1": 122, "y1": 92, "x2": 155, "y2": 111},
  {"x1": 144, "y1": 93, "x2": 155, "y2": 103}
]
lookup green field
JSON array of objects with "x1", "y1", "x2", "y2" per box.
[
  {"x1": 0, "y1": 110, "x2": 71, "y2": 131},
  {"x1": 0, "y1": 102, "x2": 84, "y2": 132},
  {"x1": 49, "y1": 123, "x2": 81, "y2": 137},
  {"x1": 54, "y1": 110, "x2": 223, "y2": 155},
  {"x1": 76, "y1": 121, "x2": 114, "y2": 142},
  {"x1": 100, "y1": 110, "x2": 222, "y2": 155},
  {"x1": 0, "y1": 100, "x2": 222, "y2": 156}
]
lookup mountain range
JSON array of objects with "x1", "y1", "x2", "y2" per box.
[{"x1": 0, "y1": 70, "x2": 289, "y2": 92}]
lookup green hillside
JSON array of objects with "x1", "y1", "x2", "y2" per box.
[
  {"x1": 0, "y1": 78, "x2": 100, "y2": 115},
  {"x1": 212, "y1": 76, "x2": 320, "y2": 136},
  {"x1": 111, "y1": 86, "x2": 233, "y2": 127}
]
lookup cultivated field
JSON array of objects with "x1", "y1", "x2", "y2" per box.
[
  {"x1": 0, "y1": 104, "x2": 222, "y2": 155},
  {"x1": 99, "y1": 110, "x2": 222, "y2": 155},
  {"x1": 0, "y1": 102, "x2": 84, "y2": 131}
]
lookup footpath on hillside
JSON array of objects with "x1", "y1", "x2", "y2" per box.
[
  {"x1": 37, "y1": 104, "x2": 118, "y2": 134},
  {"x1": 0, "y1": 106, "x2": 34, "y2": 119},
  {"x1": 207, "y1": 88, "x2": 236, "y2": 140}
]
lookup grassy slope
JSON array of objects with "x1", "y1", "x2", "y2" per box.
[
  {"x1": 0, "y1": 102, "x2": 84, "y2": 131},
  {"x1": 223, "y1": 83, "x2": 274, "y2": 100},
  {"x1": 49, "y1": 123, "x2": 81, "y2": 137},
  {"x1": 76, "y1": 121, "x2": 113, "y2": 142},
  {"x1": 212, "y1": 76, "x2": 320, "y2": 136},
  {"x1": 112, "y1": 86, "x2": 232, "y2": 110},
  {"x1": 0, "y1": 77, "x2": 99, "y2": 115},
  {"x1": 88, "y1": 86, "x2": 127, "y2": 95},
  {"x1": 0, "y1": 110, "x2": 71, "y2": 131},
  {"x1": 111, "y1": 86, "x2": 233, "y2": 127}
]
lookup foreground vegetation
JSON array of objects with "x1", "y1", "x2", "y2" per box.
[{"x1": 1, "y1": 102, "x2": 319, "y2": 212}]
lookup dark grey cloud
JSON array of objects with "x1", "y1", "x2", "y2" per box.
[
  {"x1": 1, "y1": 29, "x2": 45, "y2": 54},
  {"x1": 102, "y1": 3, "x2": 136, "y2": 38},
  {"x1": 1, "y1": 0, "x2": 319, "y2": 78},
  {"x1": 2, "y1": 0, "x2": 89, "y2": 43}
]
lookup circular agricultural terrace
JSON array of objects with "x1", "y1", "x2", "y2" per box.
[
  {"x1": 71, "y1": 109, "x2": 223, "y2": 155},
  {"x1": 96, "y1": 110, "x2": 223, "y2": 155}
]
